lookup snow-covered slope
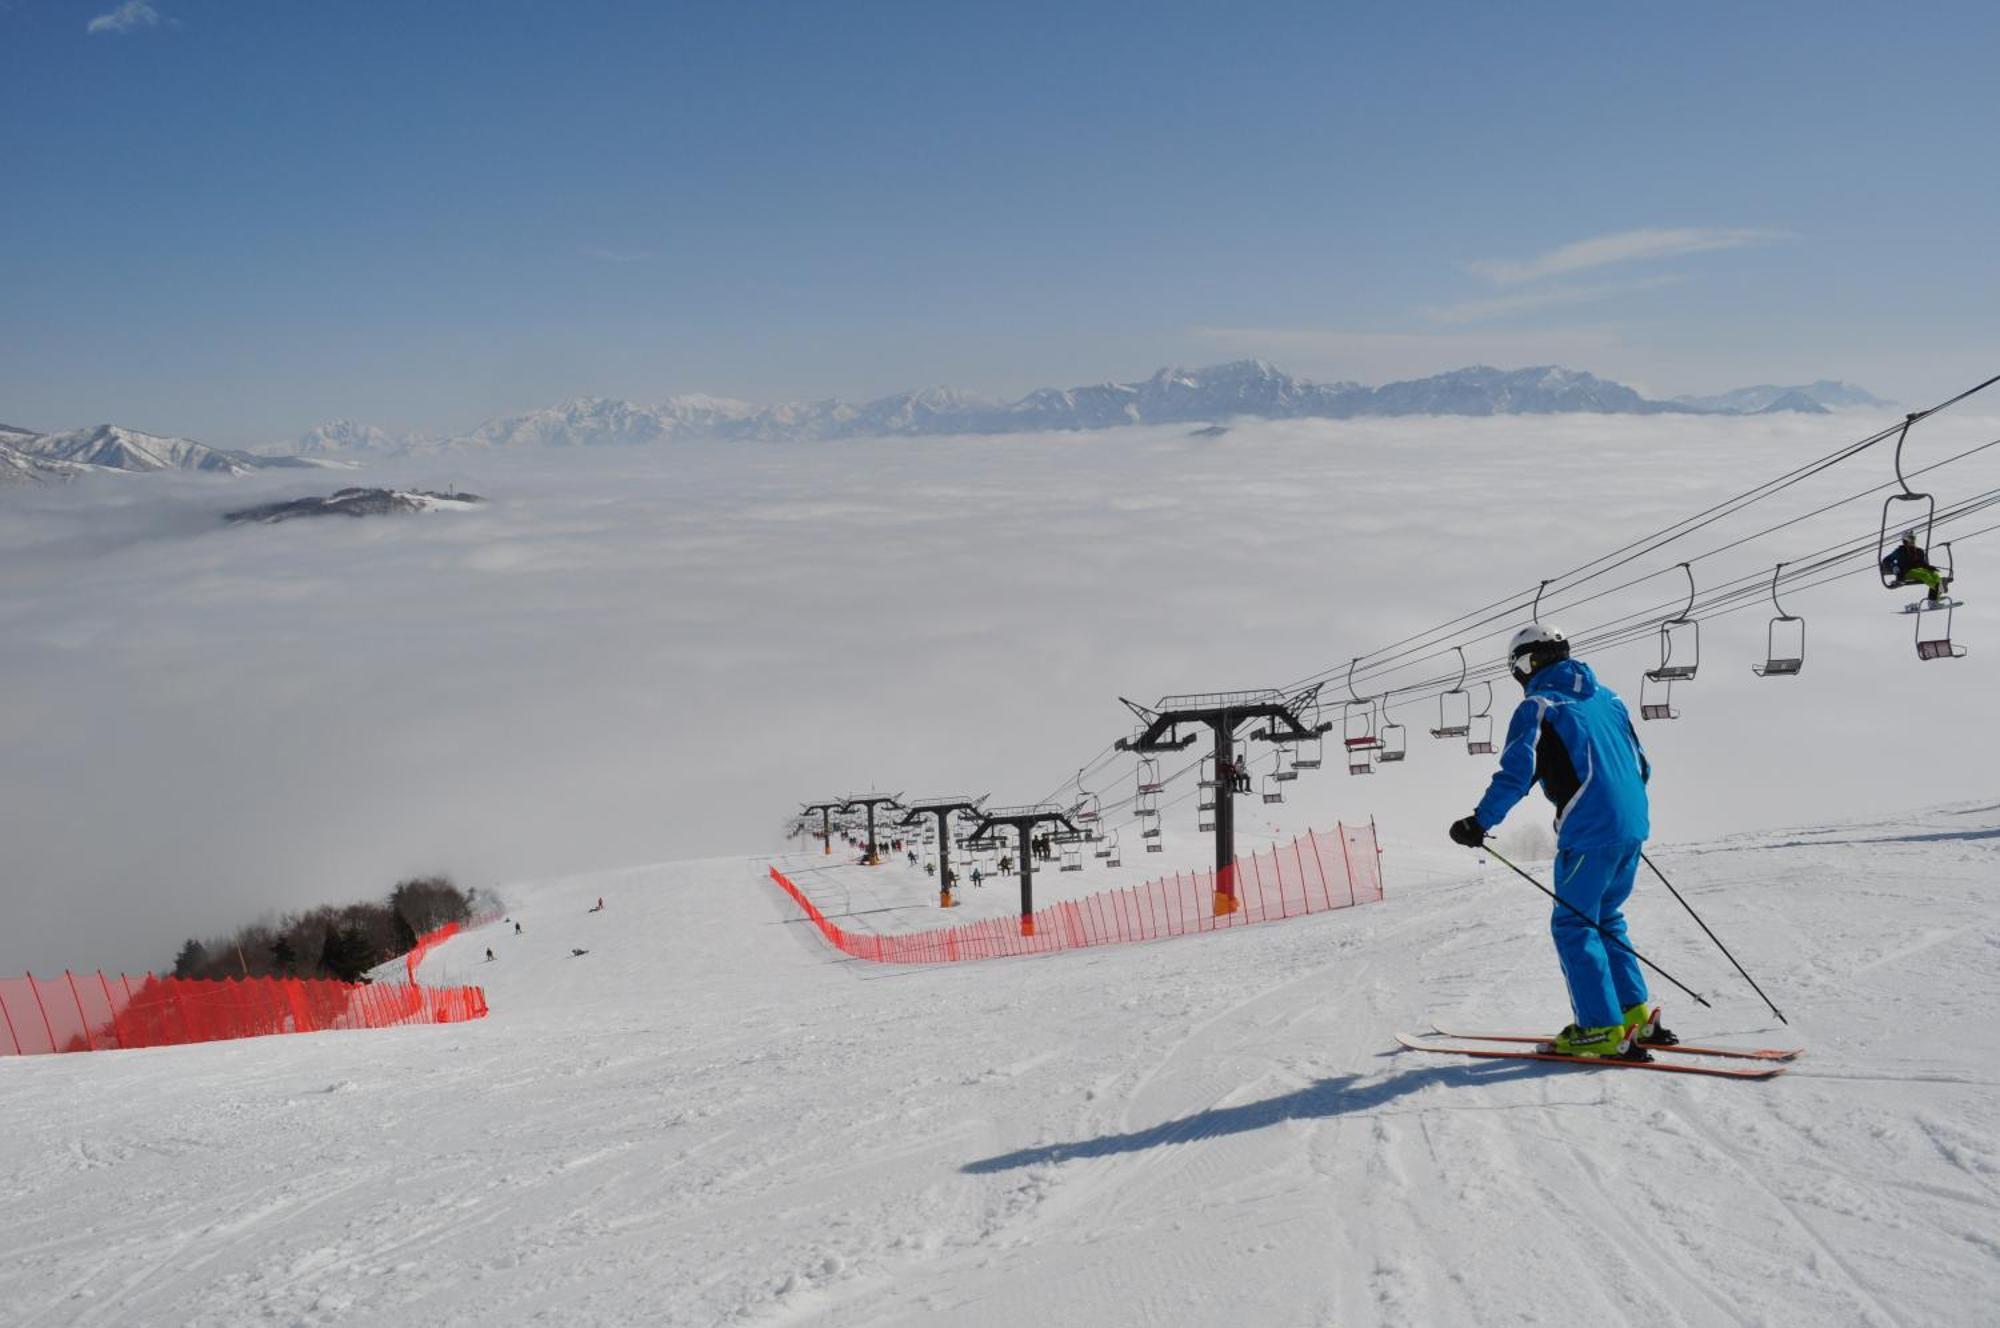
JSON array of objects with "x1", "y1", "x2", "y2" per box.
[
  {"x1": 14, "y1": 423, "x2": 261, "y2": 476},
  {"x1": 3, "y1": 800, "x2": 1996, "y2": 1326},
  {"x1": 0, "y1": 424, "x2": 110, "y2": 485},
  {"x1": 224, "y1": 487, "x2": 484, "y2": 524}
]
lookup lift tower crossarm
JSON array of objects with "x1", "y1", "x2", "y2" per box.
[
  {"x1": 800, "y1": 800, "x2": 846, "y2": 856},
  {"x1": 1112, "y1": 683, "x2": 1330, "y2": 916},
  {"x1": 899, "y1": 795, "x2": 988, "y2": 907},
  {"x1": 962, "y1": 803, "x2": 1080, "y2": 936},
  {"x1": 838, "y1": 793, "x2": 904, "y2": 866}
]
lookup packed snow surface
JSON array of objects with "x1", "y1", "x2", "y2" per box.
[{"x1": 4, "y1": 801, "x2": 1998, "y2": 1326}]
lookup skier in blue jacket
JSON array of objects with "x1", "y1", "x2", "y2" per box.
[{"x1": 1447, "y1": 624, "x2": 1676, "y2": 1057}]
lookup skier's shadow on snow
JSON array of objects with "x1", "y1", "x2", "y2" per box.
[{"x1": 961, "y1": 1061, "x2": 1545, "y2": 1174}]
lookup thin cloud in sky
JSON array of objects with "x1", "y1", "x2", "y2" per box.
[
  {"x1": 1421, "y1": 275, "x2": 1685, "y2": 326},
  {"x1": 86, "y1": 1, "x2": 161, "y2": 34},
  {"x1": 1467, "y1": 227, "x2": 1789, "y2": 287}
]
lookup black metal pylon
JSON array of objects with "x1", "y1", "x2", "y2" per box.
[
  {"x1": 1115, "y1": 685, "x2": 1329, "y2": 915},
  {"x1": 800, "y1": 801, "x2": 844, "y2": 855},
  {"x1": 962, "y1": 804, "x2": 1081, "y2": 936},
  {"x1": 900, "y1": 796, "x2": 987, "y2": 907},
  {"x1": 839, "y1": 793, "x2": 903, "y2": 865}
]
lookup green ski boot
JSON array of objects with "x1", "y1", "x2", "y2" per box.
[
  {"x1": 1622, "y1": 1002, "x2": 1680, "y2": 1047},
  {"x1": 1544, "y1": 1023, "x2": 1637, "y2": 1058}
]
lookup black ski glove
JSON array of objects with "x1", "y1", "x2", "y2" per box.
[{"x1": 1448, "y1": 815, "x2": 1486, "y2": 847}]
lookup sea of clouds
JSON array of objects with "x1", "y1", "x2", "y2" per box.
[{"x1": 3, "y1": 409, "x2": 1995, "y2": 975}]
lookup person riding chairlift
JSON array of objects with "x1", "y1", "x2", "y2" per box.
[{"x1": 1883, "y1": 530, "x2": 1950, "y2": 605}]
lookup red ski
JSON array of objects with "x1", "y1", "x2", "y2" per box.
[
  {"x1": 1428, "y1": 1026, "x2": 1802, "y2": 1062},
  {"x1": 1396, "y1": 1033, "x2": 1787, "y2": 1080}
]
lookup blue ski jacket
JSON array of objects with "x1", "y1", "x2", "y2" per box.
[{"x1": 1473, "y1": 659, "x2": 1650, "y2": 849}]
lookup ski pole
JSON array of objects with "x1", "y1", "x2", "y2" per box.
[
  {"x1": 1641, "y1": 853, "x2": 1787, "y2": 1025},
  {"x1": 1479, "y1": 845, "x2": 1712, "y2": 1010}
]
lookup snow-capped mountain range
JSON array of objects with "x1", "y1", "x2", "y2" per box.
[
  {"x1": 0, "y1": 423, "x2": 336, "y2": 487},
  {"x1": 2, "y1": 364, "x2": 1888, "y2": 485},
  {"x1": 280, "y1": 363, "x2": 1885, "y2": 456}
]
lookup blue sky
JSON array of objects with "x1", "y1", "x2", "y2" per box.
[{"x1": 5, "y1": 1, "x2": 1998, "y2": 445}]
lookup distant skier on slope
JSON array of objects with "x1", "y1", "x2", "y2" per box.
[
  {"x1": 1882, "y1": 529, "x2": 1951, "y2": 605},
  {"x1": 1446, "y1": 623, "x2": 1677, "y2": 1058}
]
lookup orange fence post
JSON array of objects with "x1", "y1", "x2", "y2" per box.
[
  {"x1": 26, "y1": 975, "x2": 57, "y2": 1052},
  {"x1": 0, "y1": 984, "x2": 20, "y2": 1055},
  {"x1": 1337, "y1": 821, "x2": 1358, "y2": 907},
  {"x1": 64, "y1": 971, "x2": 95, "y2": 1052}
]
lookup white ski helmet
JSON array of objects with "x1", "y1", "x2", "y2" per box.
[{"x1": 1508, "y1": 622, "x2": 1569, "y2": 679}]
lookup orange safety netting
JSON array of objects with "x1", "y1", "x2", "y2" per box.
[
  {"x1": 769, "y1": 821, "x2": 1384, "y2": 963},
  {"x1": 403, "y1": 911, "x2": 505, "y2": 981},
  {"x1": 0, "y1": 971, "x2": 488, "y2": 1057}
]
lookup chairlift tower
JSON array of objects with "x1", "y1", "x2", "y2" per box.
[
  {"x1": 800, "y1": 801, "x2": 845, "y2": 855},
  {"x1": 1114, "y1": 684, "x2": 1330, "y2": 915},
  {"x1": 899, "y1": 795, "x2": 987, "y2": 908},
  {"x1": 839, "y1": 793, "x2": 904, "y2": 866},
  {"x1": 962, "y1": 804, "x2": 1082, "y2": 936}
]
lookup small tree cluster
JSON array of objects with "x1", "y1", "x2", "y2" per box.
[{"x1": 168, "y1": 877, "x2": 477, "y2": 984}]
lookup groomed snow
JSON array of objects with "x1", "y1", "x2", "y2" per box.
[{"x1": 4, "y1": 800, "x2": 1997, "y2": 1326}]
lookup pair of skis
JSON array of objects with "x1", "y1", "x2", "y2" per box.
[{"x1": 1399, "y1": 1027, "x2": 1801, "y2": 1080}]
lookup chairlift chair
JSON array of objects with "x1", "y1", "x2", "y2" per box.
[
  {"x1": 1272, "y1": 746, "x2": 1299, "y2": 783},
  {"x1": 1639, "y1": 671, "x2": 1679, "y2": 721},
  {"x1": 1291, "y1": 726, "x2": 1325, "y2": 770},
  {"x1": 1878, "y1": 414, "x2": 1940, "y2": 593},
  {"x1": 1378, "y1": 718, "x2": 1408, "y2": 763},
  {"x1": 1915, "y1": 583, "x2": 1968, "y2": 661},
  {"x1": 1262, "y1": 769, "x2": 1285, "y2": 804},
  {"x1": 1751, "y1": 562, "x2": 1805, "y2": 677},
  {"x1": 1136, "y1": 757, "x2": 1163, "y2": 795},
  {"x1": 1141, "y1": 824, "x2": 1162, "y2": 839},
  {"x1": 1341, "y1": 659, "x2": 1381, "y2": 751},
  {"x1": 1645, "y1": 563, "x2": 1701, "y2": 683},
  {"x1": 1342, "y1": 700, "x2": 1380, "y2": 751},
  {"x1": 1466, "y1": 681, "x2": 1496, "y2": 755},
  {"x1": 1197, "y1": 755, "x2": 1217, "y2": 789},
  {"x1": 1347, "y1": 745, "x2": 1376, "y2": 775},
  {"x1": 1198, "y1": 813, "x2": 1216, "y2": 832},
  {"x1": 1059, "y1": 842, "x2": 1083, "y2": 873},
  {"x1": 1430, "y1": 649, "x2": 1473, "y2": 738},
  {"x1": 1095, "y1": 829, "x2": 1117, "y2": 862}
]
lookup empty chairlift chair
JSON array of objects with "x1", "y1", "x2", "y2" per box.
[
  {"x1": 1639, "y1": 672, "x2": 1679, "y2": 721},
  {"x1": 1378, "y1": 714, "x2": 1408, "y2": 763},
  {"x1": 1751, "y1": 562, "x2": 1805, "y2": 677},
  {"x1": 1272, "y1": 745, "x2": 1298, "y2": 783},
  {"x1": 1465, "y1": 681, "x2": 1496, "y2": 754},
  {"x1": 1642, "y1": 563, "x2": 1700, "y2": 720},
  {"x1": 1430, "y1": 647, "x2": 1472, "y2": 738},
  {"x1": 1915, "y1": 549, "x2": 1968, "y2": 660},
  {"x1": 1262, "y1": 754, "x2": 1286, "y2": 803}
]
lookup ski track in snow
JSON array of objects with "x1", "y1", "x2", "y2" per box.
[{"x1": 3, "y1": 804, "x2": 2000, "y2": 1326}]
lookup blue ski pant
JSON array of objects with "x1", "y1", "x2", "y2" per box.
[{"x1": 1550, "y1": 840, "x2": 1649, "y2": 1029}]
